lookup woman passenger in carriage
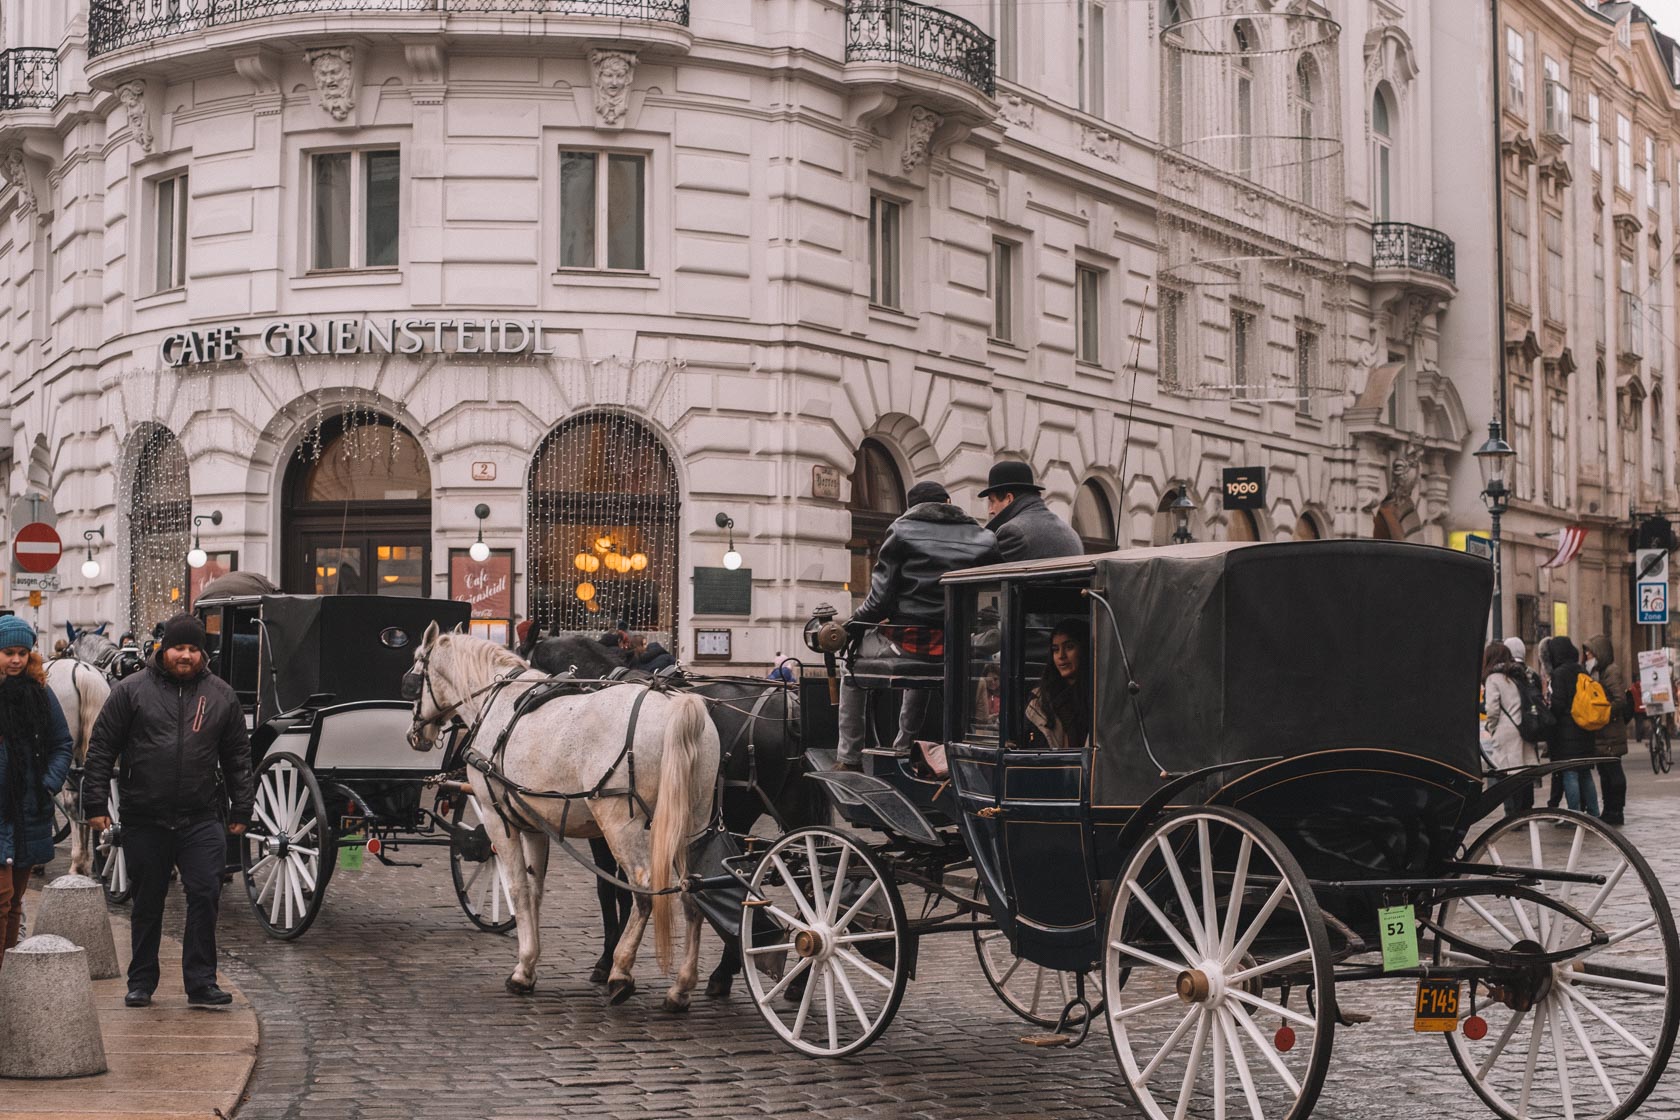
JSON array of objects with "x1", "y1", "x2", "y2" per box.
[{"x1": 1025, "y1": 619, "x2": 1092, "y2": 750}]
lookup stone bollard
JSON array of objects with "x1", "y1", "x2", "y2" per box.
[
  {"x1": 0, "y1": 935, "x2": 108, "y2": 1079},
  {"x1": 31, "y1": 875, "x2": 119, "y2": 980}
]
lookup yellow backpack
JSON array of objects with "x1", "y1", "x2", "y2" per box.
[{"x1": 1571, "y1": 672, "x2": 1613, "y2": 731}]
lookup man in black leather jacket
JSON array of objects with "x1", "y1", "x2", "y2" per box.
[{"x1": 837, "y1": 481, "x2": 999, "y2": 769}]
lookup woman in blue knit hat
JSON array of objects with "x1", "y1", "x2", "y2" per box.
[{"x1": 0, "y1": 614, "x2": 74, "y2": 966}]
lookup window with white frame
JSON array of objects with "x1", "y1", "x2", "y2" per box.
[
  {"x1": 560, "y1": 150, "x2": 646, "y2": 272},
  {"x1": 1542, "y1": 57, "x2": 1569, "y2": 137},
  {"x1": 1076, "y1": 264, "x2": 1103, "y2": 364},
  {"x1": 311, "y1": 149, "x2": 399, "y2": 271},
  {"x1": 989, "y1": 238, "x2": 1016, "y2": 342},
  {"x1": 1234, "y1": 20, "x2": 1255, "y2": 177},
  {"x1": 152, "y1": 172, "x2": 188, "y2": 292},
  {"x1": 1163, "y1": 1, "x2": 1185, "y2": 146},
  {"x1": 1596, "y1": 361, "x2": 1609, "y2": 463},
  {"x1": 1646, "y1": 136, "x2": 1658, "y2": 211},
  {"x1": 1650, "y1": 271, "x2": 1663, "y2": 373},
  {"x1": 1506, "y1": 27, "x2": 1525, "y2": 111},
  {"x1": 1619, "y1": 18, "x2": 1632, "y2": 49},
  {"x1": 1295, "y1": 328, "x2": 1317, "y2": 415},
  {"x1": 1079, "y1": 0, "x2": 1106, "y2": 118},
  {"x1": 869, "y1": 193, "x2": 903, "y2": 310},
  {"x1": 1229, "y1": 307, "x2": 1254, "y2": 396},
  {"x1": 1547, "y1": 389, "x2": 1568, "y2": 507},
  {"x1": 1653, "y1": 389, "x2": 1667, "y2": 491},
  {"x1": 1296, "y1": 57, "x2": 1317, "y2": 208},
  {"x1": 1618, "y1": 114, "x2": 1633, "y2": 190},
  {"x1": 1619, "y1": 256, "x2": 1641, "y2": 357},
  {"x1": 1594, "y1": 238, "x2": 1606, "y2": 345},
  {"x1": 1371, "y1": 86, "x2": 1393, "y2": 220},
  {"x1": 994, "y1": 0, "x2": 1018, "y2": 83},
  {"x1": 1543, "y1": 210, "x2": 1564, "y2": 322},
  {"x1": 1159, "y1": 288, "x2": 1184, "y2": 388},
  {"x1": 1507, "y1": 197, "x2": 1530, "y2": 304},
  {"x1": 1589, "y1": 93, "x2": 1601, "y2": 172},
  {"x1": 1511, "y1": 379, "x2": 1534, "y2": 502},
  {"x1": 1622, "y1": 391, "x2": 1639, "y2": 495}
]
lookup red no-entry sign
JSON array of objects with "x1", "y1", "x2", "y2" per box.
[{"x1": 13, "y1": 522, "x2": 62, "y2": 573}]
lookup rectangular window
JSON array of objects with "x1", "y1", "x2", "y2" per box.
[
  {"x1": 1512, "y1": 380, "x2": 1534, "y2": 502},
  {"x1": 1160, "y1": 289, "x2": 1184, "y2": 389},
  {"x1": 1594, "y1": 242, "x2": 1606, "y2": 345},
  {"x1": 153, "y1": 172, "x2": 188, "y2": 292},
  {"x1": 1619, "y1": 256, "x2": 1641, "y2": 357},
  {"x1": 1230, "y1": 308, "x2": 1254, "y2": 396},
  {"x1": 994, "y1": 0, "x2": 1017, "y2": 83},
  {"x1": 1506, "y1": 27, "x2": 1526, "y2": 111},
  {"x1": 1589, "y1": 93, "x2": 1601, "y2": 172},
  {"x1": 990, "y1": 238, "x2": 1015, "y2": 342},
  {"x1": 869, "y1": 194, "x2": 902, "y2": 309},
  {"x1": 1653, "y1": 397, "x2": 1666, "y2": 491},
  {"x1": 559, "y1": 151, "x2": 646, "y2": 271},
  {"x1": 1543, "y1": 57, "x2": 1569, "y2": 137},
  {"x1": 1646, "y1": 136, "x2": 1657, "y2": 211},
  {"x1": 310, "y1": 149, "x2": 399, "y2": 271},
  {"x1": 1543, "y1": 211, "x2": 1565, "y2": 322},
  {"x1": 1507, "y1": 198, "x2": 1530, "y2": 305},
  {"x1": 1078, "y1": 1, "x2": 1105, "y2": 117},
  {"x1": 1618, "y1": 114, "x2": 1632, "y2": 189},
  {"x1": 1076, "y1": 264, "x2": 1102, "y2": 364},
  {"x1": 1548, "y1": 390, "x2": 1568, "y2": 507},
  {"x1": 1652, "y1": 273, "x2": 1664, "y2": 373},
  {"x1": 1294, "y1": 329, "x2": 1317, "y2": 415}
]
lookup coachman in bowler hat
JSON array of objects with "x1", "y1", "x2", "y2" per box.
[{"x1": 979, "y1": 461, "x2": 1083, "y2": 562}]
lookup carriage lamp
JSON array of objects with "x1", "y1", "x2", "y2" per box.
[
  {"x1": 1169, "y1": 487, "x2": 1196, "y2": 545},
  {"x1": 186, "y1": 510, "x2": 222, "y2": 569},
  {"x1": 1474, "y1": 420, "x2": 1516, "y2": 639},
  {"x1": 81, "y1": 526, "x2": 105, "y2": 580},
  {"x1": 717, "y1": 512, "x2": 742, "y2": 571},
  {"x1": 469, "y1": 503, "x2": 492, "y2": 563}
]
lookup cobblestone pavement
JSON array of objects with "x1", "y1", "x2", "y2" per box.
[{"x1": 59, "y1": 762, "x2": 1680, "y2": 1120}]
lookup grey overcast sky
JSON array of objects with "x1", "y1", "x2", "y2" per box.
[{"x1": 1637, "y1": 0, "x2": 1680, "y2": 38}]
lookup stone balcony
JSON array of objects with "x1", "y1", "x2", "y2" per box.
[
  {"x1": 844, "y1": 0, "x2": 995, "y2": 118},
  {"x1": 1370, "y1": 221, "x2": 1457, "y2": 301}
]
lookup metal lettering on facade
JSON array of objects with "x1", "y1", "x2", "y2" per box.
[{"x1": 158, "y1": 317, "x2": 562, "y2": 369}]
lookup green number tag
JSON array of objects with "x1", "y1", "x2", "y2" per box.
[
  {"x1": 1378, "y1": 904, "x2": 1418, "y2": 972},
  {"x1": 338, "y1": 841, "x2": 364, "y2": 872}
]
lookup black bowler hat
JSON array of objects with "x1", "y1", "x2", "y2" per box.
[{"x1": 977, "y1": 460, "x2": 1044, "y2": 498}]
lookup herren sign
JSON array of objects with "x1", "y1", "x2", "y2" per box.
[{"x1": 158, "y1": 317, "x2": 566, "y2": 369}]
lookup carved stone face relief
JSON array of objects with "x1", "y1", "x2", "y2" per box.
[
  {"x1": 118, "y1": 81, "x2": 154, "y2": 153},
  {"x1": 1, "y1": 148, "x2": 34, "y2": 214},
  {"x1": 305, "y1": 46, "x2": 355, "y2": 122},
  {"x1": 590, "y1": 49, "x2": 636, "y2": 127},
  {"x1": 901, "y1": 106, "x2": 941, "y2": 174}
]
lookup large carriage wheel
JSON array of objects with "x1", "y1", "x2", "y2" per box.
[
  {"x1": 449, "y1": 792, "x2": 516, "y2": 934},
  {"x1": 93, "y1": 779, "x2": 132, "y2": 904},
  {"x1": 1438, "y1": 809, "x2": 1679, "y2": 1120},
  {"x1": 739, "y1": 826, "x2": 910, "y2": 1058},
  {"x1": 1104, "y1": 807, "x2": 1336, "y2": 1120},
  {"x1": 973, "y1": 929, "x2": 1105, "y2": 1028},
  {"x1": 241, "y1": 752, "x2": 335, "y2": 940}
]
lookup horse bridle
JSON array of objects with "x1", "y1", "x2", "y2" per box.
[{"x1": 403, "y1": 644, "x2": 530, "y2": 748}]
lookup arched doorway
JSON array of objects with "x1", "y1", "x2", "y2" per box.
[
  {"x1": 1294, "y1": 513, "x2": 1322, "y2": 540},
  {"x1": 282, "y1": 414, "x2": 432, "y2": 596},
  {"x1": 527, "y1": 411, "x2": 679, "y2": 640},
  {"x1": 126, "y1": 423, "x2": 192, "y2": 633},
  {"x1": 1072, "y1": 479, "x2": 1117, "y2": 553},
  {"x1": 847, "y1": 439, "x2": 905, "y2": 600},
  {"x1": 1226, "y1": 509, "x2": 1260, "y2": 542}
]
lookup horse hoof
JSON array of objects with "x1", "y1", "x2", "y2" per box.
[
  {"x1": 588, "y1": 964, "x2": 611, "y2": 985},
  {"x1": 662, "y1": 996, "x2": 690, "y2": 1013},
  {"x1": 607, "y1": 979, "x2": 637, "y2": 1005},
  {"x1": 505, "y1": 976, "x2": 536, "y2": 996},
  {"x1": 705, "y1": 976, "x2": 733, "y2": 998}
]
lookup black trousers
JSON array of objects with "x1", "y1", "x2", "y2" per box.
[
  {"x1": 124, "y1": 820, "x2": 226, "y2": 995},
  {"x1": 1598, "y1": 757, "x2": 1628, "y2": 819}
]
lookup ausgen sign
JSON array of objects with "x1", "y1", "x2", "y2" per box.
[{"x1": 159, "y1": 317, "x2": 565, "y2": 369}]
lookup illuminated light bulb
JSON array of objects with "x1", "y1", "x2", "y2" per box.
[
  {"x1": 82, "y1": 559, "x2": 100, "y2": 580},
  {"x1": 586, "y1": 600, "x2": 601, "y2": 613},
  {"x1": 574, "y1": 552, "x2": 590, "y2": 571},
  {"x1": 723, "y1": 549, "x2": 743, "y2": 571},
  {"x1": 187, "y1": 547, "x2": 208, "y2": 569},
  {"x1": 630, "y1": 552, "x2": 648, "y2": 571},
  {"x1": 576, "y1": 582, "x2": 597, "y2": 602},
  {"x1": 595, "y1": 536, "x2": 613, "y2": 553},
  {"x1": 469, "y1": 540, "x2": 491, "y2": 563},
  {"x1": 585, "y1": 555, "x2": 600, "y2": 573}
]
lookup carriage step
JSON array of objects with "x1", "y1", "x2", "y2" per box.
[
  {"x1": 862, "y1": 747, "x2": 911, "y2": 759},
  {"x1": 1019, "y1": 1033, "x2": 1074, "y2": 1048},
  {"x1": 1337, "y1": 1009, "x2": 1373, "y2": 1026}
]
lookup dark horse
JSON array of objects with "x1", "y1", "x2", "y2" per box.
[{"x1": 527, "y1": 633, "x2": 826, "y2": 997}]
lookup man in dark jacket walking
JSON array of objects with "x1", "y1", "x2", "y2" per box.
[
  {"x1": 1584, "y1": 634, "x2": 1631, "y2": 825},
  {"x1": 1542, "y1": 636, "x2": 1601, "y2": 818},
  {"x1": 838, "y1": 481, "x2": 1000, "y2": 769},
  {"x1": 979, "y1": 461, "x2": 1084, "y2": 562},
  {"x1": 82, "y1": 614, "x2": 255, "y2": 1009}
]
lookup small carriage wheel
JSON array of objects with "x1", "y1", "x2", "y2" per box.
[
  {"x1": 93, "y1": 779, "x2": 132, "y2": 905},
  {"x1": 241, "y1": 752, "x2": 335, "y2": 941},
  {"x1": 739, "y1": 826, "x2": 910, "y2": 1058},
  {"x1": 1438, "y1": 808, "x2": 1680, "y2": 1120},
  {"x1": 973, "y1": 929, "x2": 1106, "y2": 1029},
  {"x1": 1103, "y1": 807, "x2": 1336, "y2": 1120},
  {"x1": 449, "y1": 792, "x2": 517, "y2": 934}
]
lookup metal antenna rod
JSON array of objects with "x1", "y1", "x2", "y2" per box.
[{"x1": 1114, "y1": 284, "x2": 1153, "y2": 506}]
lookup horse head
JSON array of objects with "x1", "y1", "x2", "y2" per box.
[{"x1": 404, "y1": 620, "x2": 448, "y2": 751}]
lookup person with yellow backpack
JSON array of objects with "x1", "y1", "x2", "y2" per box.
[{"x1": 1541, "y1": 635, "x2": 1602, "y2": 819}]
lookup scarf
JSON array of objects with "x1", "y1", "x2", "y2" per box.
[{"x1": 0, "y1": 673, "x2": 54, "y2": 826}]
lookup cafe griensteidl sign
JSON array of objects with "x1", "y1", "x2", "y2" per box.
[{"x1": 158, "y1": 316, "x2": 566, "y2": 369}]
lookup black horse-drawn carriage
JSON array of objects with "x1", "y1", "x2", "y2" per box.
[{"x1": 734, "y1": 540, "x2": 1676, "y2": 1120}]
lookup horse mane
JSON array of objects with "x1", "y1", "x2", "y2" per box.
[{"x1": 441, "y1": 632, "x2": 527, "y2": 678}]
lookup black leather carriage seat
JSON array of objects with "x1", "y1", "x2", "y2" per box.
[{"x1": 847, "y1": 652, "x2": 943, "y2": 691}]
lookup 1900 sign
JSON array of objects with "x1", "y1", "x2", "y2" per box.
[{"x1": 158, "y1": 316, "x2": 564, "y2": 369}]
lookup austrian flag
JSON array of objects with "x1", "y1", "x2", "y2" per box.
[{"x1": 1540, "y1": 526, "x2": 1588, "y2": 569}]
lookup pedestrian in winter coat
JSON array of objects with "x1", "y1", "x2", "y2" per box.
[
  {"x1": 979, "y1": 461, "x2": 1084, "y2": 563},
  {"x1": 82, "y1": 614, "x2": 255, "y2": 1008},
  {"x1": 0, "y1": 617, "x2": 74, "y2": 966},
  {"x1": 1542, "y1": 635, "x2": 1601, "y2": 817},
  {"x1": 1482, "y1": 642, "x2": 1537, "y2": 815},
  {"x1": 1584, "y1": 634, "x2": 1631, "y2": 826}
]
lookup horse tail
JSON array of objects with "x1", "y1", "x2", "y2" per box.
[
  {"x1": 650, "y1": 690, "x2": 709, "y2": 973},
  {"x1": 73, "y1": 663, "x2": 111, "y2": 767}
]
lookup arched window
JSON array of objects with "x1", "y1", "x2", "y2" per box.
[
  {"x1": 527, "y1": 412, "x2": 679, "y2": 640},
  {"x1": 1296, "y1": 56, "x2": 1318, "y2": 207},
  {"x1": 126, "y1": 424, "x2": 191, "y2": 634},
  {"x1": 1162, "y1": 0, "x2": 1188, "y2": 146},
  {"x1": 1371, "y1": 85, "x2": 1395, "y2": 220},
  {"x1": 847, "y1": 439, "x2": 905, "y2": 600},
  {"x1": 1072, "y1": 480, "x2": 1117, "y2": 553},
  {"x1": 1226, "y1": 509, "x2": 1260, "y2": 542},
  {"x1": 1293, "y1": 513, "x2": 1322, "y2": 540},
  {"x1": 1233, "y1": 19, "x2": 1255, "y2": 177}
]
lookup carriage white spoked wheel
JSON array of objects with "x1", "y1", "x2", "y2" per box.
[
  {"x1": 974, "y1": 929, "x2": 1105, "y2": 1028},
  {"x1": 1104, "y1": 807, "x2": 1336, "y2": 1120},
  {"x1": 740, "y1": 826, "x2": 910, "y2": 1058},
  {"x1": 449, "y1": 792, "x2": 516, "y2": 933},
  {"x1": 93, "y1": 779, "x2": 132, "y2": 904},
  {"x1": 1438, "y1": 809, "x2": 1680, "y2": 1120},
  {"x1": 241, "y1": 752, "x2": 335, "y2": 940}
]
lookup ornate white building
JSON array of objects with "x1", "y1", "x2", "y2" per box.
[{"x1": 0, "y1": 0, "x2": 1488, "y2": 664}]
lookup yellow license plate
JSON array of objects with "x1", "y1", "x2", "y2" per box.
[{"x1": 1413, "y1": 978, "x2": 1460, "y2": 1032}]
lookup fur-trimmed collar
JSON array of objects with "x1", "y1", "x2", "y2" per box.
[{"x1": 901, "y1": 502, "x2": 980, "y2": 526}]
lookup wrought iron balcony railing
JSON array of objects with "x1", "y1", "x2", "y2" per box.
[
  {"x1": 89, "y1": 0, "x2": 689, "y2": 56},
  {"x1": 846, "y1": 0, "x2": 995, "y2": 98},
  {"x1": 0, "y1": 49, "x2": 58, "y2": 111},
  {"x1": 1371, "y1": 221, "x2": 1456, "y2": 285}
]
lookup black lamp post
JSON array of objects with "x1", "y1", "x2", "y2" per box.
[
  {"x1": 1475, "y1": 420, "x2": 1516, "y2": 638},
  {"x1": 1169, "y1": 487, "x2": 1196, "y2": 545}
]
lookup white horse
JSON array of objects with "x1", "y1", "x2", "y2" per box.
[
  {"x1": 405, "y1": 624, "x2": 721, "y2": 1010},
  {"x1": 45, "y1": 657, "x2": 111, "y2": 877}
]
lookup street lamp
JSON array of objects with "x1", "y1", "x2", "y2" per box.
[
  {"x1": 186, "y1": 510, "x2": 222, "y2": 569},
  {"x1": 1474, "y1": 420, "x2": 1517, "y2": 639},
  {"x1": 1169, "y1": 487, "x2": 1196, "y2": 545},
  {"x1": 717, "y1": 512, "x2": 742, "y2": 570},
  {"x1": 81, "y1": 526, "x2": 104, "y2": 580},
  {"x1": 469, "y1": 503, "x2": 492, "y2": 563}
]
